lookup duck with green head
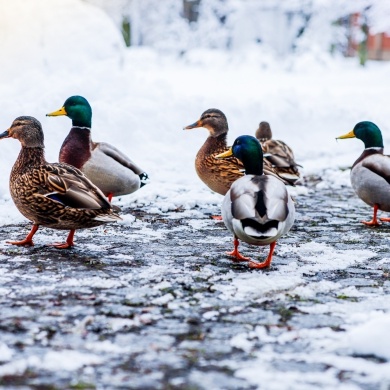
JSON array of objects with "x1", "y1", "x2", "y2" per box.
[
  {"x1": 215, "y1": 135, "x2": 295, "y2": 269},
  {"x1": 183, "y1": 109, "x2": 297, "y2": 198},
  {"x1": 337, "y1": 121, "x2": 390, "y2": 226},
  {"x1": 47, "y1": 95, "x2": 149, "y2": 202}
]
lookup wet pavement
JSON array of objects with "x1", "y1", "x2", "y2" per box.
[{"x1": 1, "y1": 179, "x2": 390, "y2": 390}]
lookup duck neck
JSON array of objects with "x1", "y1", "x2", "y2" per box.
[
  {"x1": 243, "y1": 157, "x2": 263, "y2": 176},
  {"x1": 59, "y1": 127, "x2": 92, "y2": 169},
  {"x1": 352, "y1": 147, "x2": 384, "y2": 168},
  {"x1": 72, "y1": 115, "x2": 91, "y2": 128},
  {"x1": 11, "y1": 147, "x2": 46, "y2": 176},
  {"x1": 200, "y1": 132, "x2": 228, "y2": 155}
]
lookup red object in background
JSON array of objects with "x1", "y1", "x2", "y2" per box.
[{"x1": 368, "y1": 32, "x2": 390, "y2": 60}]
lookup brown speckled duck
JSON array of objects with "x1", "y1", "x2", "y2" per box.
[
  {"x1": 255, "y1": 121, "x2": 300, "y2": 183},
  {"x1": 184, "y1": 109, "x2": 296, "y2": 196},
  {"x1": 47, "y1": 95, "x2": 149, "y2": 202},
  {"x1": 0, "y1": 116, "x2": 121, "y2": 248}
]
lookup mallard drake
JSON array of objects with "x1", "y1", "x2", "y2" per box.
[
  {"x1": 216, "y1": 135, "x2": 295, "y2": 268},
  {"x1": 0, "y1": 116, "x2": 121, "y2": 248},
  {"x1": 46, "y1": 95, "x2": 149, "y2": 202},
  {"x1": 184, "y1": 109, "x2": 295, "y2": 197},
  {"x1": 337, "y1": 121, "x2": 390, "y2": 226},
  {"x1": 255, "y1": 121, "x2": 300, "y2": 183}
]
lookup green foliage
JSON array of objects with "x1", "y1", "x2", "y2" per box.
[{"x1": 122, "y1": 17, "x2": 131, "y2": 47}]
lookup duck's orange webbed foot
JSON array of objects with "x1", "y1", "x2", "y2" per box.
[
  {"x1": 226, "y1": 238, "x2": 250, "y2": 261},
  {"x1": 48, "y1": 229, "x2": 75, "y2": 249},
  {"x1": 7, "y1": 238, "x2": 35, "y2": 246},
  {"x1": 7, "y1": 224, "x2": 39, "y2": 246},
  {"x1": 362, "y1": 204, "x2": 380, "y2": 226},
  {"x1": 211, "y1": 215, "x2": 223, "y2": 220},
  {"x1": 249, "y1": 242, "x2": 276, "y2": 269},
  {"x1": 362, "y1": 220, "x2": 380, "y2": 226},
  {"x1": 379, "y1": 217, "x2": 390, "y2": 223},
  {"x1": 50, "y1": 242, "x2": 73, "y2": 249}
]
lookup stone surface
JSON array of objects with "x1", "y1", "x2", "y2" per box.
[{"x1": 1, "y1": 183, "x2": 390, "y2": 389}]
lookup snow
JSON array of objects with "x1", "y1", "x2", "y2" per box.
[
  {"x1": 1, "y1": 0, "x2": 389, "y2": 215},
  {"x1": 1, "y1": 0, "x2": 390, "y2": 387},
  {"x1": 0, "y1": 343, "x2": 13, "y2": 362},
  {"x1": 0, "y1": 350, "x2": 102, "y2": 375},
  {"x1": 344, "y1": 312, "x2": 390, "y2": 360}
]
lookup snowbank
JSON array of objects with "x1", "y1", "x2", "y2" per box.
[{"x1": 0, "y1": 0, "x2": 389, "y2": 215}]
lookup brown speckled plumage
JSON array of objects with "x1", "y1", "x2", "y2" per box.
[
  {"x1": 0, "y1": 116, "x2": 120, "y2": 248},
  {"x1": 184, "y1": 109, "x2": 295, "y2": 196},
  {"x1": 255, "y1": 121, "x2": 300, "y2": 181},
  {"x1": 195, "y1": 132, "x2": 244, "y2": 195}
]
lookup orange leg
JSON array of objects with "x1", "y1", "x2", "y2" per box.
[
  {"x1": 49, "y1": 229, "x2": 76, "y2": 249},
  {"x1": 226, "y1": 237, "x2": 250, "y2": 261},
  {"x1": 211, "y1": 215, "x2": 223, "y2": 221},
  {"x1": 107, "y1": 193, "x2": 114, "y2": 203},
  {"x1": 7, "y1": 224, "x2": 39, "y2": 246},
  {"x1": 379, "y1": 213, "x2": 390, "y2": 222},
  {"x1": 362, "y1": 204, "x2": 380, "y2": 226},
  {"x1": 249, "y1": 241, "x2": 276, "y2": 269}
]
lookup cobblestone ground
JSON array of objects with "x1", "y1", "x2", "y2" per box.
[{"x1": 1, "y1": 181, "x2": 390, "y2": 390}]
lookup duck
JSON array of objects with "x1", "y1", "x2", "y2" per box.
[
  {"x1": 255, "y1": 121, "x2": 300, "y2": 183},
  {"x1": 46, "y1": 95, "x2": 149, "y2": 202},
  {"x1": 215, "y1": 135, "x2": 295, "y2": 268},
  {"x1": 337, "y1": 121, "x2": 390, "y2": 226},
  {"x1": 0, "y1": 116, "x2": 121, "y2": 248},
  {"x1": 184, "y1": 109, "x2": 296, "y2": 197}
]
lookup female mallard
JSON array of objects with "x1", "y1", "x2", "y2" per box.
[
  {"x1": 47, "y1": 95, "x2": 149, "y2": 202},
  {"x1": 184, "y1": 109, "x2": 296, "y2": 196},
  {"x1": 337, "y1": 121, "x2": 390, "y2": 226},
  {"x1": 216, "y1": 135, "x2": 295, "y2": 268},
  {"x1": 255, "y1": 121, "x2": 300, "y2": 183},
  {"x1": 0, "y1": 116, "x2": 121, "y2": 248}
]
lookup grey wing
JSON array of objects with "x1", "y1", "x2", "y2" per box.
[
  {"x1": 362, "y1": 155, "x2": 390, "y2": 185},
  {"x1": 97, "y1": 142, "x2": 145, "y2": 175}
]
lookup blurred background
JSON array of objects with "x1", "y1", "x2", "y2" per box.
[{"x1": 87, "y1": 0, "x2": 390, "y2": 64}]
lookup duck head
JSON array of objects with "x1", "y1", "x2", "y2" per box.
[
  {"x1": 184, "y1": 108, "x2": 228, "y2": 137},
  {"x1": 337, "y1": 121, "x2": 384, "y2": 149},
  {"x1": 0, "y1": 116, "x2": 44, "y2": 148},
  {"x1": 47, "y1": 95, "x2": 92, "y2": 128},
  {"x1": 255, "y1": 121, "x2": 272, "y2": 142},
  {"x1": 216, "y1": 135, "x2": 263, "y2": 175}
]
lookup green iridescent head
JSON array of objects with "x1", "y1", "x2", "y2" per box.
[
  {"x1": 47, "y1": 95, "x2": 92, "y2": 128},
  {"x1": 337, "y1": 121, "x2": 384, "y2": 149},
  {"x1": 216, "y1": 135, "x2": 263, "y2": 175}
]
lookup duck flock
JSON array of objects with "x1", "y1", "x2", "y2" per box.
[{"x1": 1, "y1": 95, "x2": 388, "y2": 269}]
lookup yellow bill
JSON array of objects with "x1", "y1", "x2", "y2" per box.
[
  {"x1": 336, "y1": 130, "x2": 355, "y2": 139},
  {"x1": 215, "y1": 148, "x2": 233, "y2": 159},
  {"x1": 46, "y1": 107, "x2": 67, "y2": 117}
]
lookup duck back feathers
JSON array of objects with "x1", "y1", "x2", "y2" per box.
[{"x1": 223, "y1": 174, "x2": 293, "y2": 243}]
